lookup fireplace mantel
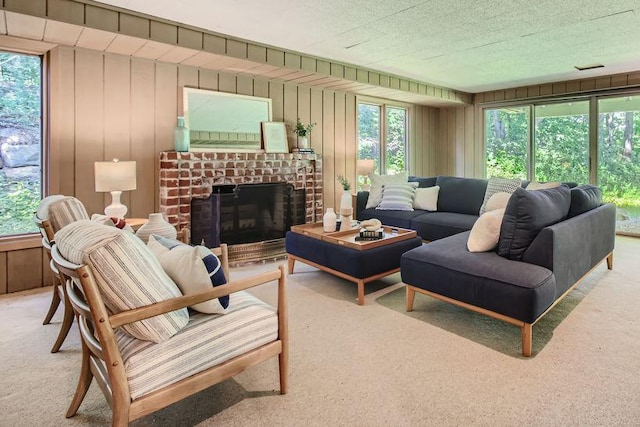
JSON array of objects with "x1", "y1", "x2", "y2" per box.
[{"x1": 159, "y1": 151, "x2": 322, "y2": 239}]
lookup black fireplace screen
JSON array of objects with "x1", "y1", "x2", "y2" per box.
[{"x1": 191, "y1": 182, "x2": 305, "y2": 247}]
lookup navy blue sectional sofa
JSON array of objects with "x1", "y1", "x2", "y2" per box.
[{"x1": 356, "y1": 175, "x2": 615, "y2": 356}]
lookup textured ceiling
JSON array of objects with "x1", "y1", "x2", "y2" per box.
[{"x1": 93, "y1": 0, "x2": 640, "y2": 93}]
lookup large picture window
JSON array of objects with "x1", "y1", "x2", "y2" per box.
[
  {"x1": 484, "y1": 94, "x2": 640, "y2": 235},
  {"x1": 0, "y1": 51, "x2": 42, "y2": 236},
  {"x1": 357, "y1": 100, "x2": 408, "y2": 189}
]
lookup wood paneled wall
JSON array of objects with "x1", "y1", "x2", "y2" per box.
[{"x1": 2, "y1": 44, "x2": 441, "y2": 292}]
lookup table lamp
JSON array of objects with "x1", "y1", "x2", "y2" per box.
[
  {"x1": 356, "y1": 159, "x2": 375, "y2": 190},
  {"x1": 94, "y1": 158, "x2": 137, "y2": 219}
]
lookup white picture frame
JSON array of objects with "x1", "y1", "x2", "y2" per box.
[{"x1": 262, "y1": 122, "x2": 289, "y2": 153}]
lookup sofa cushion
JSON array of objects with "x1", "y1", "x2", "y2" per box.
[
  {"x1": 568, "y1": 184, "x2": 602, "y2": 218},
  {"x1": 115, "y1": 291, "x2": 277, "y2": 400},
  {"x1": 366, "y1": 171, "x2": 409, "y2": 208},
  {"x1": 480, "y1": 177, "x2": 522, "y2": 215},
  {"x1": 467, "y1": 208, "x2": 505, "y2": 252},
  {"x1": 498, "y1": 186, "x2": 571, "y2": 261},
  {"x1": 376, "y1": 182, "x2": 418, "y2": 211},
  {"x1": 55, "y1": 220, "x2": 189, "y2": 343},
  {"x1": 408, "y1": 176, "x2": 437, "y2": 188},
  {"x1": 401, "y1": 231, "x2": 557, "y2": 324},
  {"x1": 410, "y1": 212, "x2": 478, "y2": 241},
  {"x1": 413, "y1": 185, "x2": 440, "y2": 211},
  {"x1": 358, "y1": 208, "x2": 426, "y2": 230},
  {"x1": 148, "y1": 235, "x2": 229, "y2": 314},
  {"x1": 435, "y1": 176, "x2": 488, "y2": 215}
]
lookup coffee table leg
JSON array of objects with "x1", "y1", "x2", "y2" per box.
[
  {"x1": 357, "y1": 279, "x2": 365, "y2": 305},
  {"x1": 287, "y1": 256, "x2": 295, "y2": 274}
]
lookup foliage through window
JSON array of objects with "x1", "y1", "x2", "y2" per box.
[
  {"x1": 357, "y1": 101, "x2": 407, "y2": 189},
  {"x1": 0, "y1": 51, "x2": 42, "y2": 236}
]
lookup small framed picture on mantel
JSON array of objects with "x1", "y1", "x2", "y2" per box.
[{"x1": 262, "y1": 122, "x2": 289, "y2": 153}]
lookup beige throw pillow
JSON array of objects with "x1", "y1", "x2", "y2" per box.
[
  {"x1": 413, "y1": 185, "x2": 440, "y2": 211},
  {"x1": 485, "y1": 192, "x2": 512, "y2": 212},
  {"x1": 467, "y1": 208, "x2": 506, "y2": 253},
  {"x1": 365, "y1": 171, "x2": 409, "y2": 209},
  {"x1": 479, "y1": 177, "x2": 521, "y2": 215},
  {"x1": 526, "y1": 181, "x2": 561, "y2": 190}
]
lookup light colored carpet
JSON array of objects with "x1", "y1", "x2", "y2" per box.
[{"x1": 1, "y1": 236, "x2": 639, "y2": 426}]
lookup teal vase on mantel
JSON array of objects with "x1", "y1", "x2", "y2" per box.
[{"x1": 174, "y1": 116, "x2": 190, "y2": 152}]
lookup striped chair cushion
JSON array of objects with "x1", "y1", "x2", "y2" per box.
[
  {"x1": 115, "y1": 291, "x2": 278, "y2": 399},
  {"x1": 56, "y1": 220, "x2": 189, "y2": 343},
  {"x1": 376, "y1": 182, "x2": 418, "y2": 211},
  {"x1": 48, "y1": 196, "x2": 90, "y2": 232},
  {"x1": 35, "y1": 194, "x2": 66, "y2": 220}
]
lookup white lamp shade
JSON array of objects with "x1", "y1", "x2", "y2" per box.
[
  {"x1": 356, "y1": 159, "x2": 375, "y2": 176},
  {"x1": 95, "y1": 159, "x2": 137, "y2": 192}
]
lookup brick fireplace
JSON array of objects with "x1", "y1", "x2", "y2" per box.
[{"x1": 158, "y1": 151, "x2": 322, "y2": 250}]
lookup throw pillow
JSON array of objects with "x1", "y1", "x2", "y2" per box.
[
  {"x1": 526, "y1": 181, "x2": 561, "y2": 191},
  {"x1": 467, "y1": 208, "x2": 505, "y2": 252},
  {"x1": 148, "y1": 235, "x2": 229, "y2": 313},
  {"x1": 55, "y1": 220, "x2": 189, "y2": 343},
  {"x1": 413, "y1": 185, "x2": 440, "y2": 211},
  {"x1": 498, "y1": 186, "x2": 571, "y2": 261},
  {"x1": 485, "y1": 191, "x2": 512, "y2": 212},
  {"x1": 479, "y1": 177, "x2": 522, "y2": 215},
  {"x1": 376, "y1": 182, "x2": 418, "y2": 211},
  {"x1": 365, "y1": 171, "x2": 409, "y2": 209},
  {"x1": 568, "y1": 184, "x2": 602, "y2": 218}
]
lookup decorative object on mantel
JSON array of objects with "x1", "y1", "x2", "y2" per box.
[
  {"x1": 135, "y1": 213, "x2": 177, "y2": 243},
  {"x1": 174, "y1": 116, "x2": 190, "y2": 152},
  {"x1": 293, "y1": 118, "x2": 316, "y2": 150},
  {"x1": 262, "y1": 122, "x2": 289, "y2": 153},
  {"x1": 94, "y1": 158, "x2": 137, "y2": 219},
  {"x1": 323, "y1": 208, "x2": 337, "y2": 232}
]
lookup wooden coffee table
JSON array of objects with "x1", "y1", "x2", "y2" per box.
[{"x1": 286, "y1": 223, "x2": 421, "y2": 305}]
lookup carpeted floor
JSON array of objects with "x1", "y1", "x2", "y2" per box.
[{"x1": 1, "y1": 236, "x2": 639, "y2": 426}]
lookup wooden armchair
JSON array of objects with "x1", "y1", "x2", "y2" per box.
[{"x1": 51, "y1": 231, "x2": 288, "y2": 426}]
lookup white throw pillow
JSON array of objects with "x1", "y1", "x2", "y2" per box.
[
  {"x1": 485, "y1": 191, "x2": 512, "y2": 212},
  {"x1": 376, "y1": 183, "x2": 418, "y2": 211},
  {"x1": 365, "y1": 171, "x2": 409, "y2": 209},
  {"x1": 479, "y1": 177, "x2": 521, "y2": 215},
  {"x1": 526, "y1": 181, "x2": 561, "y2": 190},
  {"x1": 413, "y1": 186, "x2": 440, "y2": 211},
  {"x1": 467, "y1": 208, "x2": 506, "y2": 253}
]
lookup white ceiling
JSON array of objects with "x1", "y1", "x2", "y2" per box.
[{"x1": 92, "y1": 0, "x2": 640, "y2": 93}]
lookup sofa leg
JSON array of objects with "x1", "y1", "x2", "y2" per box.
[
  {"x1": 521, "y1": 323, "x2": 532, "y2": 357},
  {"x1": 406, "y1": 286, "x2": 415, "y2": 312},
  {"x1": 606, "y1": 253, "x2": 613, "y2": 270}
]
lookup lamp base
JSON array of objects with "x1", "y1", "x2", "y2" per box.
[{"x1": 104, "y1": 191, "x2": 128, "y2": 219}]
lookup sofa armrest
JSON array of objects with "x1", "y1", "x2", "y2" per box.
[
  {"x1": 356, "y1": 191, "x2": 370, "y2": 220},
  {"x1": 521, "y1": 203, "x2": 615, "y2": 296}
]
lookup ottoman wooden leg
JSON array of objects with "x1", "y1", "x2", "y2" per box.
[
  {"x1": 357, "y1": 279, "x2": 365, "y2": 305},
  {"x1": 406, "y1": 285, "x2": 415, "y2": 312},
  {"x1": 287, "y1": 256, "x2": 295, "y2": 274}
]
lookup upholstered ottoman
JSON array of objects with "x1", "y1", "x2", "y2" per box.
[{"x1": 286, "y1": 230, "x2": 422, "y2": 305}]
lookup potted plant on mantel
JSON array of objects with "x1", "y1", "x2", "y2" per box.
[{"x1": 293, "y1": 118, "x2": 315, "y2": 151}]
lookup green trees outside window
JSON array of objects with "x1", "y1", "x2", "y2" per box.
[{"x1": 0, "y1": 51, "x2": 42, "y2": 236}]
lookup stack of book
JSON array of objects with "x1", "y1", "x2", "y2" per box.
[
  {"x1": 355, "y1": 228, "x2": 384, "y2": 241},
  {"x1": 292, "y1": 148, "x2": 315, "y2": 154}
]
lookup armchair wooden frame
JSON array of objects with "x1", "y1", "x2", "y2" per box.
[{"x1": 52, "y1": 243, "x2": 288, "y2": 426}]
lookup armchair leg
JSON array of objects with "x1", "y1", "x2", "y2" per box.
[
  {"x1": 279, "y1": 352, "x2": 288, "y2": 394},
  {"x1": 521, "y1": 323, "x2": 532, "y2": 357},
  {"x1": 51, "y1": 294, "x2": 74, "y2": 353},
  {"x1": 42, "y1": 283, "x2": 61, "y2": 325},
  {"x1": 406, "y1": 286, "x2": 415, "y2": 312},
  {"x1": 66, "y1": 343, "x2": 93, "y2": 418}
]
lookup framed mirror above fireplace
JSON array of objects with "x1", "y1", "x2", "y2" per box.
[{"x1": 183, "y1": 87, "x2": 272, "y2": 152}]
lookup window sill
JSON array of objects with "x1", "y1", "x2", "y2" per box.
[{"x1": 0, "y1": 234, "x2": 42, "y2": 252}]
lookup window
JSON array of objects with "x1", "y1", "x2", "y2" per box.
[
  {"x1": 0, "y1": 51, "x2": 42, "y2": 236},
  {"x1": 357, "y1": 100, "x2": 408, "y2": 189},
  {"x1": 484, "y1": 93, "x2": 640, "y2": 235}
]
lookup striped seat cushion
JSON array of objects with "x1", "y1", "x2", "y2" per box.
[
  {"x1": 115, "y1": 291, "x2": 278, "y2": 400},
  {"x1": 47, "y1": 196, "x2": 90, "y2": 232},
  {"x1": 55, "y1": 220, "x2": 189, "y2": 343}
]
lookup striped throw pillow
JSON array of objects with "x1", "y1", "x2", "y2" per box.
[
  {"x1": 376, "y1": 182, "x2": 418, "y2": 211},
  {"x1": 56, "y1": 221, "x2": 189, "y2": 343},
  {"x1": 48, "y1": 196, "x2": 89, "y2": 233}
]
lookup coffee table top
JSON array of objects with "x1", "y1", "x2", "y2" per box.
[{"x1": 290, "y1": 223, "x2": 417, "y2": 250}]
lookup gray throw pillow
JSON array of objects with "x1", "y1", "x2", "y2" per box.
[
  {"x1": 568, "y1": 184, "x2": 602, "y2": 218},
  {"x1": 498, "y1": 186, "x2": 571, "y2": 261}
]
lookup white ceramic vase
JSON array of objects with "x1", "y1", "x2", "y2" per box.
[
  {"x1": 136, "y1": 213, "x2": 177, "y2": 243},
  {"x1": 323, "y1": 208, "x2": 337, "y2": 232},
  {"x1": 297, "y1": 135, "x2": 308, "y2": 149},
  {"x1": 340, "y1": 191, "x2": 352, "y2": 212}
]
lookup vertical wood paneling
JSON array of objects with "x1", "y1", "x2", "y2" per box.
[
  {"x1": 454, "y1": 108, "x2": 465, "y2": 177},
  {"x1": 333, "y1": 92, "x2": 346, "y2": 208},
  {"x1": 269, "y1": 81, "x2": 284, "y2": 122},
  {"x1": 345, "y1": 94, "x2": 356, "y2": 188},
  {"x1": 464, "y1": 106, "x2": 476, "y2": 177},
  {"x1": 198, "y1": 69, "x2": 218, "y2": 91},
  {"x1": 310, "y1": 88, "x2": 323, "y2": 154},
  {"x1": 42, "y1": 249, "x2": 53, "y2": 287},
  {"x1": 74, "y1": 48, "x2": 104, "y2": 215},
  {"x1": 178, "y1": 65, "x2": 199, "y2": 113},
  {"x1": 0, "y1": 252, "x2": 6, "y2": 294},
  {"x1": 236, "y1": 74, "x2": 253, "y2": 96},
  {"x1": 253, "y1": 78, "x2": 268, "y2": 99},
  {"x1": 322, "y1": 91, "x2": 335, "y2": 209},
  {"x1": 283, "y1": 84, "x2": 297, "y2": 151},
  {"x1": 7, "y1": 249, "x2": 42, "y2": 293},
  {"x1": 130, "y1": 58, "x2": 156, "y2": 216},
  {"x1": 154, "y1": 62, "x2": 178, "y2": 209}
]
